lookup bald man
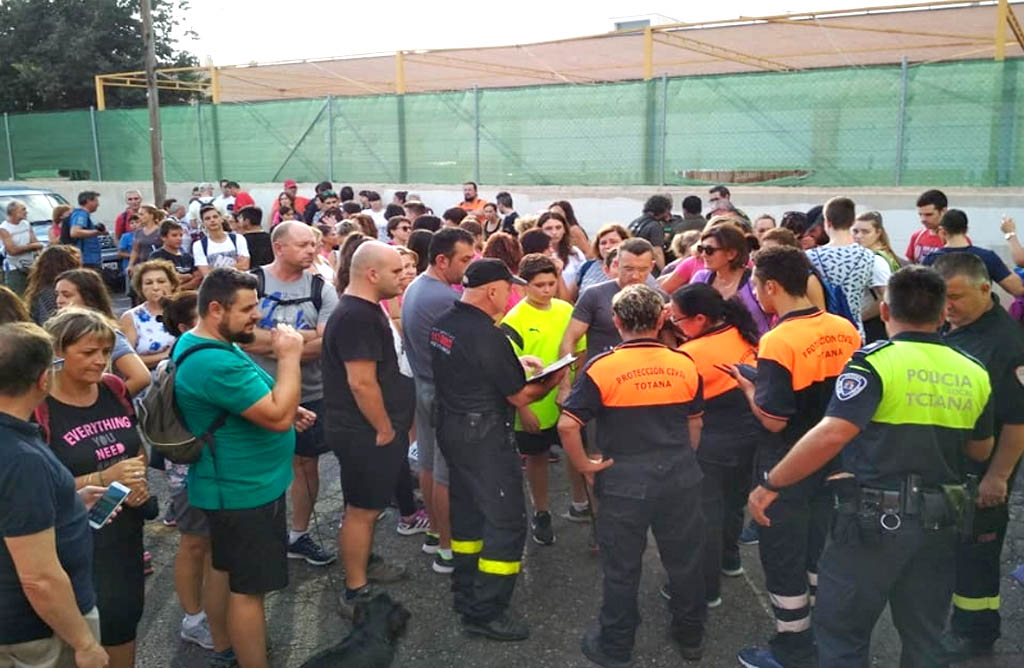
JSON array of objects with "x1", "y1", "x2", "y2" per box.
[
  {"x1": 242, "y1": 220, "x2": 340, "y2": 568},
  {"x1": 322, "y1": 241, "x2": 416, "y2": 616}
]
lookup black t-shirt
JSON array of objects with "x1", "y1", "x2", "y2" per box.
[
  {"x1": 244, "y1": 232, "x2": 274, "y2": 267},
  {"x1": 43, "y1": 384, "x2": 144, "y2": 555},
  {"x1": 0, "y1": 414, "x2": 95, "y2": 644},
  {"x1": 150, "y1": 247, "x2": 196, "y2": 275},
  {"x1": 430, "y1": 301, "x2": 526, "y2": 414},
  {"x1": 322, "y1": 295, "x2": 415, "y2": 434}
]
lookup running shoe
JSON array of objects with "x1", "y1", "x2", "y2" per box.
[
  {"x1": 432, "y1": 552, "x2": 455, "y2": 574},
  {"x1": 339, "y1": 584, "x2": 379, "y2": 620},
  {"x1": 562, "y1": 504, "x2": 592, "y2": 523},
  {"x1": 208, "y1": 649, "x2": 238, "y2": 668},
  {"x1": 287, "y1": 534, "x2": 337, "y2": 566},
  {"x1": 531, "y1": 511, "x2": 555, "y2": 546},
  {"x1": 738, "y1": 522, "x2": 760, "y2": 546},
  {"x1": 738, "y1": 647, "x2": 785, "y2": 668},
  {"x1": 180, "y1": 615, "x2": 214, "y2": 650},
  {"x1": 396, "y1": 508, "x2": 431, "y2": 536},
  {"x1": 422, "y1": 532, "x2": 440, "y2": 555},
  {"x1": 722, "y1": 554, "x2": 745, "y2": 577}
]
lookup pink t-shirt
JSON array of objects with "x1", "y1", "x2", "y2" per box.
[{"x1": 672, "y1": 255, "x2": 705, "y2": 284}]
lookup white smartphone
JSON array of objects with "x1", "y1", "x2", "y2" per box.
[{"x1": 88, "y1": 481, "x2": 131, "y2": 530}]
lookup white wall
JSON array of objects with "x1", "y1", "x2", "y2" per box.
[{"x1": 28, "y1": 180, "x2": 1024, "y2": 263}]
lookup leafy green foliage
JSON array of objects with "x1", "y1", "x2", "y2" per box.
[{"x1": 0, "y1": 0, "x2": 198, "y2": 111}]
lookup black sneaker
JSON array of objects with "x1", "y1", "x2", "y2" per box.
[
  {"x1": 422, "y1": 532, "x2": 440, "y2": 555},
  {"x1": 338, "y1": 584, "x2": 379, "y2": 620},
  {"x1": 738, "y1": 522, "x2": 759, "y2": 546},
  {"x1": 462, "y1": 610, "x2": 530, "y2": 641},
  {"x1": 941, "y1": 632, "x2": 994, "y2": 660},
  {"x1": 208, "y1": 649, "x2": 238, "y2": 668},
  {"x1": 722, "y1": 554, "x2": 744, "y2": 577},
  {"x1": 562, "y1": 504, "x2": 592, "y2": 523},
  {"x1": 531, "y1": 511, "x2": 555, "y2": 546},
  {"x1": 580, "y1": 624, "x2": 633, "y2": 668},
  {"x1": 432, "y1": 551, "x2": 454, "y2": 574},
  {"x1": 287, "y1": 534, "x2": 337, "y2": 566}
]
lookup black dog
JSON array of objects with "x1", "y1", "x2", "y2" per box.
[{"x1": 299, "y1": 592, "x2": 411, "y2": 668}]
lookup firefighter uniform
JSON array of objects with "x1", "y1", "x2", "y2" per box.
[
  {"x1": 814, "y1": 332, "x2": 993, "y2": 667},
  {"x1": 943, "y1": 302, "x2": 1024, "y2": 651},
  {"x1": 752, "y1": 308, "x2": 860, "y2": 667},
  {"x1": 562, "y1": 338, "x2": 707, "y2": 662},
  {"x1": 430, "y1": 300, "x2": 529, "y2": 625}
]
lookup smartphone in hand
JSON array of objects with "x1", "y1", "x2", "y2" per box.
[{"x1": 87, "y1": 482, "x2": 130, "y2": 529}]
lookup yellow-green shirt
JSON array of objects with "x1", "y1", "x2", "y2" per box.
[{"x1": 500, "y1": 298, "x2": 584, "y2": 430}]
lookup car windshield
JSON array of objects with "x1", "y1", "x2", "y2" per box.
[{"x1": 0, "y1": 192, "x2": 69, "y2": 225}]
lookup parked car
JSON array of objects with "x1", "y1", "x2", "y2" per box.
[{"x1": 0, "y1": 185, "x2": 122, "y2": 285}]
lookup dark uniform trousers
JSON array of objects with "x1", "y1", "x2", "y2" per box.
[
  {"x1": 437, "y1": 409, "x2": 527, "y2": 622},
  {"x1": 757, "y1": 455, "x2": 831, "y2": 668},
  {"x1": 595, "y1": 452, "x2": 706, "y2": 660},
  {"x1": 951, "y1": 462, "x2": 1019, "y2": 645},
  {"x1": 699, "y1": 458, "x2": 753, "y2": 601},
  {"x1": 816, "y1": 516, "x2": 957, "y2": 668}
]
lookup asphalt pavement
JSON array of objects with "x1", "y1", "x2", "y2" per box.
[{"x1": 132, "y1": 450, "x2": 1024, "y2": 667}]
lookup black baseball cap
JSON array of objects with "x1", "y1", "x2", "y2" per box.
[{"x1": 462, "y1": 258, "x2": 527, "y2": 288}]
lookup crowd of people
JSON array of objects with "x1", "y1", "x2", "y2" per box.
[{"x1": 0, "y1": 179, "x2": 1022, "y2": 668}]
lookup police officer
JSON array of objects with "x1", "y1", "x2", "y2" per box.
[
  {"x1": 559, "y1": 284, "x2": 707, "y2": 666},
  {"x1": 933, "y1": 253, "x2": 1024, "y2": 659},
  {"x1": 748, "y1": 266, "x2": 995, "y2": 668},
  {"x1": 430, "y1": 258, "x2": 566, "y2": 641}
]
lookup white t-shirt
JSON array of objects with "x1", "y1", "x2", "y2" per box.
[
  {"x1": 0, "y1": 220, "x2": 34, "y2": 270},
  {"x1": 192, "y1": 233, "x2": 250, "y2": 268},
  {"x1": 561, "y1": 247, "x2": 588, "y2": 289},
  {"x1": 187, "y1": 197, "x2": 215, "y2": 226},
  {"x1": 365, "y1": 208, "x2": 388, "y2": 240},
  {"x1": 213, "y1": 195, "x2": 236, "y2": 213}
]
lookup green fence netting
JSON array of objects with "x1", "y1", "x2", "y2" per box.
[{"x1": 0, "y1": 58, "x2": 1020, "y2": 187}]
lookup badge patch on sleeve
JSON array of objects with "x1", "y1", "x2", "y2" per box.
[{"x1": 836, "y1": 373, "x2": 868, "y2": 401}]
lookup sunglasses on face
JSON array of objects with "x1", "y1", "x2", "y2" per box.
[{"x1": 695, "y1": 244, "x2": 722, "y2": 256}]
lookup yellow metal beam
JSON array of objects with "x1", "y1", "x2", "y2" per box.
[
  {"x1": 209, "y1": 65, "x2": 221, "y2": 104},
  {"x1": 395, "y1": 51, "x2": 406, "y2": 94},
  {"x1": 1007, "y1": 2, "x2": 1024, "y2": 53},
  {"x1": 94, "y1": 75, "x2": 106, "y2": 111},
  {"x1": 643, "y1": 26, "x2": 654, "y2": 80},
  {"x1": 754, "y1": 15, "x2": 992, "y2": 42},
  {"x1": 654, "y1": 31, "x2": 795, "y2": 72},
  {"x1": 997, "y1": 0, "x2": 1009, "y2": 60}
]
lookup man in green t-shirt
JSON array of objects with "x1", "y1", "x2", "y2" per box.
[
  {"x1": 173, "y1": 267, "x2": 314, "y2": 668},
  {"x1": 500, "y1": 254, "x2": 585, "y2": 546}
]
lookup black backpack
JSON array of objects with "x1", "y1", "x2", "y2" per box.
[
  {"x1": 252, "y1": 266, "x2": 324, "y2": 313},
  {"x1": 137, "y1": 342, "x2": 229, "y2": 464},
  {"x1": 59, "y1": 211, "x2": 79, "y2": 245}
]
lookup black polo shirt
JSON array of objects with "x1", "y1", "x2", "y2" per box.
[
  {"x1": 0, "y1": 413, "x2": 95, "y2": 644},
  {"x1": 430, "y1": 301, "x2": 526, "y2": 414},
  {"x1": 943, "y1": 301, "x2": 1024, "y2": 435}
]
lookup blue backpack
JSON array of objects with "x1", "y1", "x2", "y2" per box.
[{"x1": 808, "y1": 249, "x2": 857, "y2": 327}]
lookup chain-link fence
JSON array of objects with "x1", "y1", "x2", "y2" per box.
[{"x1": 0, "y1": 58, "x2": 1020, "y2": 187}]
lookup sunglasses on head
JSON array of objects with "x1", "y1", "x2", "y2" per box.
[{"x1": 695, "y1": 244, "x2": 722, "y2": 255}]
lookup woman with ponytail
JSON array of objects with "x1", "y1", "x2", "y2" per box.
[{"x1": 669, "y1": 283, "x2": 765, "y2": 609}]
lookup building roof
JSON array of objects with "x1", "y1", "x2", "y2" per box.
[{"x1": 206, "y1": 1, "x2": 1024, "y2": 102}]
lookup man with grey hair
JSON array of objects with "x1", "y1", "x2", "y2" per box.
[
  {"x1": 114, "y1": 189, "x2": 142, "y2": 244},
  {"x1": 323, "y1": 241, "x2": 414, "y2": 617},
  {"x1": 0, "y1": 200, "x2": 43, "y2": 295},
  {"x1": 933, "y1": 252, "x2": 1024, "y2": 659},
  {"x1": 242, "y1": 221, "x2": 338, "y2": 568},
  {"x1": 559, "y1": 283, "x2": 707, "y2": 665}
]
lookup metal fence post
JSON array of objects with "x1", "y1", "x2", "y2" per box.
[
  {"x1": 89, "y1": 106, "x2": 103, "y2": 181},
  {"x1": 196, "y1": 100, "x2": 206, "y2": 181},
  {"x1": 660, "y1": 74, "x2": 668, "y2": 186},
  {"x1": 895, "y1": 56, "x2": 908, "y2": 185},
  {"x1": 473, "y1": 85, "x2": 480, "y2": 183},
  {"x1": 3, "y1": 113, "x2": 13, "y2": 181},
  {"x1": 327, "y1": 96, "x2": 335, "y2": 182}
]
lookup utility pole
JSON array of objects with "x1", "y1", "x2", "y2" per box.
[{"x1": 141, "y1": 0, "x2": 166, "y2": 204}]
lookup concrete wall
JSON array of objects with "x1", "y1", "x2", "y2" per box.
[{"x1": 27, "y1": 180, "x2": 1024, "y2": 263}]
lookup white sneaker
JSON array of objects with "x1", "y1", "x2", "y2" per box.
[{"x1": 180, "y1": 616, "x2": 214, "y2": 650}]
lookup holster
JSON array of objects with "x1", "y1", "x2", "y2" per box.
[
  {"x1": 834, "y1": 474, "x2": 963, "y2": 545},
  {"x1": 943, "y1": 474, "x2": 978, "y2": 542}
]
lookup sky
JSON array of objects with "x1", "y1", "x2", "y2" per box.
[{"x1": 185, "y1": 0, "x2": 911, "y2": 66}]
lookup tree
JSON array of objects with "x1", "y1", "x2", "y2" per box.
[{"x1": 0, "y1": 0, "x2": 198, "y2": 111}]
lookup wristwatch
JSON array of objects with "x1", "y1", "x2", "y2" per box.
[{"x1": 761, "y1": 470, "x2": 784, "y2": 493}]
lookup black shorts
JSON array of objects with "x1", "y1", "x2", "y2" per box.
[
  {"x1": 295, "y1": 399, "x2": 328, "y2": 458},
  {"x1": 206, "y1": 494, "x2": 288, "y2": 595},
  {"x1": 332, "y1": 429, "x2": 408, "y2": 511},
  {"x1": 515, "y1": 427, "x2": 560, "y2": 456}
]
